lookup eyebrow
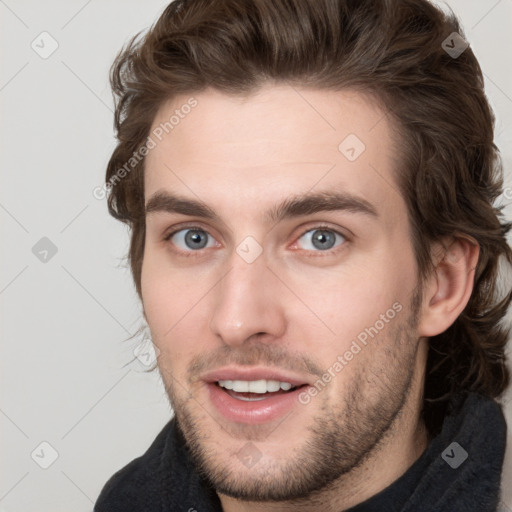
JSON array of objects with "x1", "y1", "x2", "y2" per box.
[{"x1": 145, "y1": 190, "x2": 378, "y2": 224}]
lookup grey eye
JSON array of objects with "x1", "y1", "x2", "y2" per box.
[
  {"x1": 171, "y1": 229, "x2": 214, "y2": 251},
  {"x1": 297, "y1": 229, "x2": 345, "y2": 251}
]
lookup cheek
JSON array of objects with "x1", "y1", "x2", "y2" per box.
[
  {"x1": 141, "y1": 254, "x2": 171, "y2": 337},
  {"x1": 290, "y1": 261, "x2": 408, "y2": 331},
  {"x1": 141, "y1": 246, "x2": 203, "y2": 332},
  {"x1": 285, "y1": 255, "x2": 417, "y2": 369},
  {"x1": 141, "y1": 250, "x2": 215, "y2": 372},
  {"x1": 140, "y1": 250, "x2": 190, "y2": 367}
]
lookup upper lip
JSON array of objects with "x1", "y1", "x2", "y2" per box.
[{"x1": 201, "y1": 366, "x2": 313, "y2": 387}]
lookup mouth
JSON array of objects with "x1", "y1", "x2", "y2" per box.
[
  {"x1": 201, "y1": 368, "x2": 312, "y2": 424},
  {"x1": 216, "y1": 379, "x2": 304, "y2": 401}
]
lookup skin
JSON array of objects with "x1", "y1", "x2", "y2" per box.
[{"x1": 140, "y1": 85, "x2": 479, "y2": 511}]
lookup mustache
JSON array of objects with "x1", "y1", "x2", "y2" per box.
[{"x1": 187, "y1": 342, "x2": 325, "y2": 384}]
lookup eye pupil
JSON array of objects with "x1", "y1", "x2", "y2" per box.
[
  {"x1": 312, "y1": 230, "x2": 336, "y2": 250},
  {"x1": 185, "y1": 230, "x2": 208, "y2": 249}
]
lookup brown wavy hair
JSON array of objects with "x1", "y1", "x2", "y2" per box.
[{"x1": 105, "y1": 0, "x2": 512, "y2": 434}]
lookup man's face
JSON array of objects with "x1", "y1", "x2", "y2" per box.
[{"x1": 141, "y1": 85, "x2": 425, "y2": 500}]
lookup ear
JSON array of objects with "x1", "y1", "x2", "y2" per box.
[{"x1": 417, "y1": 236, "x2": 480, "y2": 337}]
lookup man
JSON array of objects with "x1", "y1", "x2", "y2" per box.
[{"x1": 94, "y1": 0, "x2": 511, "y2": 510}]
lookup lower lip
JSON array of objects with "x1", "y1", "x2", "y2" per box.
[{"x1": 207, "y1": 383, "x2": 306, "y2": 424}]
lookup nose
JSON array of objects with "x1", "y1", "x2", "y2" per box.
[{"x1": 209, "y1": 250, "x2": 287, "y2": 347}]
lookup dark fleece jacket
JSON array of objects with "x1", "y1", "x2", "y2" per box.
[{"x1": 94, "y1": 392, "x2": 507, "y2": 511}]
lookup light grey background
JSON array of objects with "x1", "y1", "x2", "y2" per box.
[{"x1": 1, "y1": 1, "x2": 511, "y2": 510}]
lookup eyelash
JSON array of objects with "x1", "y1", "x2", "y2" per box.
[{"x1": 163, "y1": 223, "x2": 348, "y2": 258}]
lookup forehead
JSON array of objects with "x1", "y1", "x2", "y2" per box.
[{"x1": 144, "y1": 85, "x2": 404, "y2": 222}]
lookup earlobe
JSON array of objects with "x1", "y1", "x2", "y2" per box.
[{"x1": 417, "y1": 236, "x2": 480, "y2": 337}]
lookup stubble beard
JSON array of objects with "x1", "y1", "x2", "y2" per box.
[{"x1": 161, "y1": 296, "x2": 421, "y2": 502}]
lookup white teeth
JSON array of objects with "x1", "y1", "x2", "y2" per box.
[
  {"x1": 218, "y1": 379, "x2": 295, "y2": 394},
  {"x1": 219, "y1": 380, "x2": 233, "y2": 390},
  {"x1": 248, "y1": 380, "x2": 267, "y2": 393},
  {"x1": 266, "y1": 380, "x2": 281, "y2": 392},
  {"x1": 232, "y1": 380, "x2": 250, "y2": 392}
]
